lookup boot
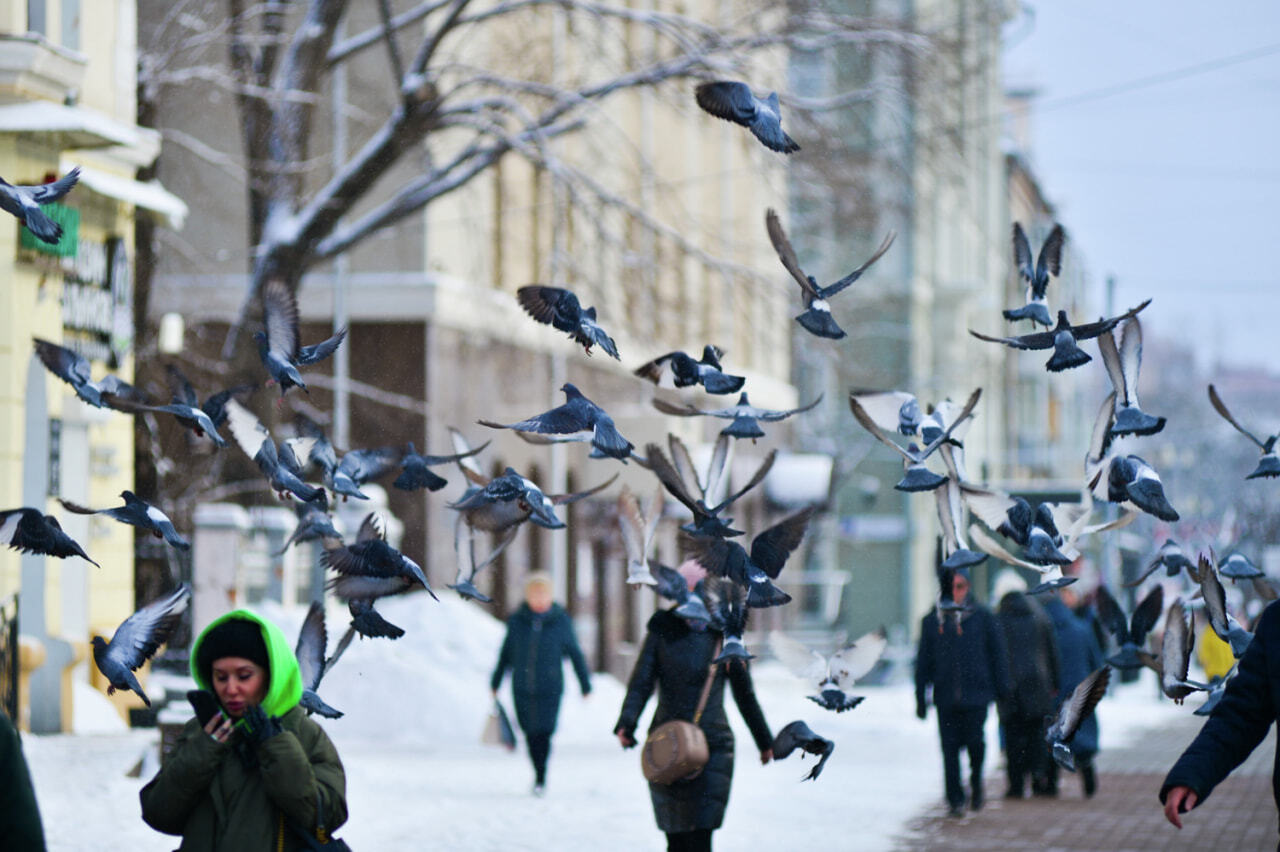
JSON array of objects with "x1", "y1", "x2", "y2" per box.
[
  {"x1": 1081, "y1": 762, "x2": 1097, "y2": 798},
  {"x1": 970, "y1": 777, "x2": 984, "y2": 812}
]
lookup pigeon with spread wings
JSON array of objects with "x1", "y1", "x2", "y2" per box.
[
  {"x1": 683, "y1": 506, "x2": 815, "y2": 609},
  {"x1": 295, "y1": 601, "x2": 346, "y2": 719},
  {"x1": 481, "y1": 383, "x2": 634, "y2": 460},
  {"x1": 849, "y1": 388, "x2": 982, "y2": 492},
  {"x1": 516, "y1": 285, "x2": 620, "y2": 359},
  {"x1": 1, "y1": 166, "x2": 80, "y2": 244},
  {"x1": 1096, "y1": 584, "x2": 1164, "y2": 670},
  {"x1": 223, "y1": 400, "x2": 325, "y2": 503},
  {"x1": 1098, "y1": 316, "x2": 1165, "y2": 436},
  {"x1": 695, "y1": 82, "x2": 799, "y2": 153},
  {"x1": 1004, "y1": 222, "x2": 1064, "y2": 327},
  {"x1": 1208, "y1": 383, "x2": 1280, "y2": 479},
  {"x1": 634, "y1": 345, "x2": 744, "y2": 395},
  {"x1": 33, "y1": 338, "x2": 149, "y2": 411},
  {"x1": 255, "y1": 279, "x2": 347, "y2": 398},
  {"x1": 653, "y1": 391, "x2": 822, "y2": 442},
  {"x1": 393, "y1": 440, "x2": 487, "y2": 493},
  {"x1": 644, "y1": 435, "x2": 775, "y2": 539},
  {"x1": 325, "y1": 512, "x2": 437, "y2": 604},
  {"x1": 0, "y1": 507, "x2": 99, "y2": 567},
  {"x1": 91, "y1": 584, "x2": 190, "y2": 707},
  {"x1": 765, "y1": 208, "x2": 895, "y2": 339},
  {"x1": 770, "y1": 627, "x2": 887, "y2": 713},
  {"x1": 618, "y1": 484, "x2": 664, "y2": 586},
  {"x1": 1046, "y1": 665, "x2": 1110, "y2": 771},
  {"x1": 58, "y1": 491, "x2": 189, "y2": 550},
  {"x1": 970, "y1": 299, "x2": 1151, "y2": 373},
  {"x1": 1138, "y1": 598, "x2": 1209, "y2": 704}
]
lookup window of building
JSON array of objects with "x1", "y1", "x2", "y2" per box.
[
  {"x1": 27, "y1": 0, "x2": 46, "y2": 36},
  {"x1": 61, "y1": 0, "x2": 80, "y2": 51},
  {"x1": 47, "y1": 418, "x2": 61, "y2": 497}
]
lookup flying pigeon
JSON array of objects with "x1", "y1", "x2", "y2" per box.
[
  {"x1": 765, "y1": 208, "x2": 895, "y2": 339},
  {"x1": 652, "y1": 562, "x2": 713, "y2": 625},
  {"x1": 847, "y1": 390, "x2": 923, "y2": 438},
  {"x1": 644, "y1": 434, "x2": 775, "y2": 538},
  {"x1": 1219, "y1": 550, "x2": 1263, "y2": 582},
  {"x1": 634, "y1": 345, "x2": 744, "y2": 395},
  {"x1": 970, "y1": 299, "x2": 1151, "y2": 373},
  {"x1": 653, "y1": 391, "x2": 823, "y2": 442},
  {"x1": 1085, "y1": 394, "x2": 1178, "y2": 522},
  {"x1": 0, "y1": 507, "x2": 99, "y2": 567},
  {"x1": 1195, "y1": 670, "x2": 1234, "y2": 717},
  {"x1": 224, "y1": 400, "x2": 325, "y2": 502},
  {"x1": 1138, "y1": 598, "x2": 1209, "y2": 704},
  {"x1": 771, "y1": 720, "x2": 836, "y2": 781},
  {"x1": 682, "y1": 506, "x2": 816, "y2": 608},
  {"x1": 617, "y1": 484, "x2": 664, "y2": 586},
  {"x1": 1097, "y1": 316, "x2": 1165, "y2": 436},
  {"x1": 695, "y1": 81, "x2": 800, "y2": 153},
  {"x1": 516, "y1": 285, "x2": 620, "y2": 359},
  {"x1": 255, "y1": 279, "x2": 347, "y2": 397},
  {"x1": 0, "y1": 166, "x2": 80, "y2": 244},
  {"x1": 286, "y1": 422, "x2": 403, "y2": 500},
  {"x1": 849, "y1": 388, "x2": 982, "y2": 492},
  {"x1": 933, "y1": 446, "x2": 987, "y2": 571},
  {"x1": 325, "y1": 512, "x2": 437, "y2": 602},
  {"x1": 32, "y1": 338, "x2": 148, "y2": 411},
  {"x1": 770, "y1": 627, "x2": 887, "y2": 713},
  {"x1": 162, "y1": 364, "x2": 255, "y2": 445},
  {"x1": 91, "y1": 584, "x2": 190, "y2": 707},
  {"x1": 1198, "y1": 554, "x2": 1254, "y2": 657},
  {"x1": 702, "y1": 577, "x2": 754, "y2": 662},
  {"x1": 392, "y1": 440, "x2": 487, "y2": 493},
  {"x1": 346, "y1": 597, "x2": 405, "y2": 640},
  {"x1": 1096, "y1": 584, "x2": 1164, "y2": 669},
  {"x1": 274, "y1": 499, "x2": 342, "y2": 556},
  {"x1": 58, "y1": 491, "x2": 190, "y2": 550},
  {"x1": 1004, "y1": 222, "x2": 1064, "y2": 327},
  {"x1": 1207, "y1": 384, "x2": 1280, "y2": 479},
  {"x1": 295, "y1": 601, "x2": 344, "y2": 718},
  {"x1": 1125, "y1": 539, "x2": 1197, "y2": 587},
  {"x1": 481, "y1": 383, "x2": 634, "y2": 460},
  {"x1": 1045, "y1": 665, "x2": 1110, "y2": 771}
]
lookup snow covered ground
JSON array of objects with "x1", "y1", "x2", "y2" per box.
[{"x1": 22, "y1": 594, "x2": 1192, "y2": 851}]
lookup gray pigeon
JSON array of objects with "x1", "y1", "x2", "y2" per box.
[
  {"x1": 516, "y1": 285, "x2": 620, "y2": 359},
  {"x1": 645, "y1": 434, "x2": 775, "y2": 539},
  {"x1": 634, "y1": 345, "x2": 744, "y2": 395},
  {"x1": 1198, "y1": 554, "x2": 1254, "y2": 658},
  {"x1": 617, "y1": 484, "x2": 664, "y2": 586},
  {"x1": 847, "y1": 390, "x2": 924, "y2": 438},
  {"x1": 695, "y1": 82, "x2": 799, "y2": 153},
  {"x1": 393, "y1": 440, "x2": 488, "y2": 493},
  {"x1": 970, "y1": 300, "x2": 1151, "y2": 373},
  {"x1": 682, "y1": 506, "x2": 816, "y2": 609},
  {"x1": 1045, "y1": 665, "x2": 1110, "y2": 771},
  {"x1": 0, "y1": 167, "x2": 80, "y2": 243},
  {"x1": 849, "y1": 388, "x2": 982, "y2": 492},
  {"x1": 766, "y1": 208, "x2": 894, "y2": 339},
  {"x1": 480, "y1": 383, "x2": 634, "y2": 460},
  {"x1": 1097, "y1": 316, "x2": 1165, "y2": 436},
  {"x1": 1125, "y1": 539, "x2": 1196, "y2": 587},
  {"x1": 702, "y1": 576, "x2": 753, "y2": 663},
  {"x1": 1003, "y1": 222, "x2": 1064, "y2": 327},
  {"x1": 1139, "y1": 598, "x2": 1209, "y2": 704},
  {"x1": 224, "y1": 400, "x2": 325, "y2": 503},
  {"x1": 771, "y1": 720, "x2": 836, "y2": 781},
  {"x1": 295, "y1": 601, "x2": 344, "y2": 719},
  {"x1": 275, "y1": 499, "x2": 342, "y2": 556},
  {"x1": 32, "y1": 338, "x2": 148, "y2": 411},
  {"x1": 1096, "y1": 584, "x2": 1163, "y2": 670},
  {"x1": 255, "y1": 279, "x2": 346, "y2": 397},
  {"x1": 324, "y1": 513, "x2": 437, "y2": 602},
  {"x1": 91, "y1": 584, "x2": 190, "y2": 707},
  {"x1": 1208, "y1": 383, "x2": 1280, "y2": 479},
  {"x1": 58, "y1": 491, "x2": 190, "y2": 550},
  {"x1": 1219, "y1": 550, "x2": 1263, "y2": 582},
  {"x1": 0, "y1": 507, "x2": 99, "y2": 566},
  {"x1": 654, "y1": 391, "x2": 823, "y2": 442},
  {"x1": 770, "y1": 628, "x2": 887, "y2": 713}
]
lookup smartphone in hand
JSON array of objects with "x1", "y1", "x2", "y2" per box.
[{"x1": 187, "y1": 689, "x2": 221, "y2": 726}]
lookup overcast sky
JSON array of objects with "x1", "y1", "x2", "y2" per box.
[{"x1": 1003, "y1": 1, "x2": 1280, "y2": 371}]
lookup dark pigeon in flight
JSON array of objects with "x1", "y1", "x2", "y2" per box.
[
  {"x1": 1208, "y1": 383, "x2": 1280, "y2": 480},
  {"x1": 766, "y1": 208, "x2": 895, "y2": 339},
  {"x1": 970, "y1": 299, "x2": 1151, "y2": 373},
  {"x1": 274, "y1": 499, "x2": 342, "y2": 556},
  {"x1": 224, "y1": 400, "x2": 325, "y2": 503},
  {"x1": 1125, "y1": 539, "x2": 1196, "y2": 587},
  {"x1": 1004, "y1": 222, "x2": 1064, "y2": 327},
  {"x1": 695, "y1": 82, "x2": 800, "y2": 153},
  {"x1": 91, "y1": 584, "x2": 190, "y2": 707},
  {"x1": 849, "y1": 388, "x2": 981, "y2": 492},
  {"x1": 480, "y1": 383, "x2": 634, "y2": 460},
  {"x1": 295, "y1": 601, "x2": 345, "y2": 718},
  {"x1": 393, "y1": 440, "x2": 487, "y2": 493},
  {"x1": 255, "y1": 279, "x2": 346, "y2": 397},
  {"x1": 1045, "y1": 665, "x2": 1110, "y2": 771},
  {"x1": 32, "y1": 338, "x2": 148, "y2": 411},
  {"x1": 325, "y1": 513, "x2": 437, "y2": 603},
  {"x1": 163, "y1": 364, "x2": 254, "y2": 445},
  {"x1": 1198, "y1": 555, "x2": 1254, "y2": 658},
  {"x1": 771, "y1": 720, "x2": 836, "y2": 781},
  {"x1": 654, "y1": 391, "x2": 823, "y2": 442},
  {"x1": 1098, "y1": 315, "x2": 1165, "y2": 436},
  {"x1": 0, "y1": 507, "x2": 98, "y2": 566},
  {"x1": 702, "y1": 576, "x2": 754, "y2": 663},
  {"x1": 682, "y1": 506, "x2": 816, "y2": 609},
  {"x1": 58, "y1": 491, "x2": 190, "y2": 550},
  {"x1": 0, "y1": 166, "x2": 80, "y2": 244},
  {"x1": 1096, "y1": 584, "x2": 1163, "y2": 670},
  {"x1": 516, "y1": 285, "x2": 620, "y2": 359},
  {"x1": 645, "y1": 434, "x2": 775, "y2": 539},
  {"x1": 634, "y1": 345, "x2": 744, "y2": 395}
]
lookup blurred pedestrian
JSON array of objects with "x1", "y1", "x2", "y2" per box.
[
  {"x1": 915, "y1": 566, "x2": 1011, "y2": 817},
  {"x1": 1043, "y1": 582, "x2": 1106, "y2": 797},
  {"x1": 1162, "y1": 598, "x2": 1280, "y2": 839},
  {"x1": 140, "y1": 610, "x2": 347, "y2": 850},
  {"x1": 491, "y1": 572, "x2": 592, "y2": 796},
  {"x1": 1, "y1": 708, "x2": 46, "y2": 851},
  {"x1": 614, "y1": 559, "x2": 773, "y2": 852},
  {"x1": 994, "y1": 571, "x2": 1059, "y2": 799}
]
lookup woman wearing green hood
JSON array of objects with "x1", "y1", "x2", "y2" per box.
[{"x1": 140, "y1": 610, "x2": 347, "y2": 851}]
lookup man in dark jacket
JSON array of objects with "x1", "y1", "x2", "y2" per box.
[
  {"x1": 1, "y1": 709, "x2": 46, "y2": 851},
  {"x1": 1161, "y1": 599, "x2": 1279, "y2": 840},
  {"x1": 916, "y1": 566, "x2": 1011, "y2": 817},
  {"x1": 1044, "y1": 585, "x2": 1105, "y2": 797},
  {"x1": 996, "y1": 584, "x2": 1059, "y2": 799},
  {"x1": 491, "y1": 572, "x2": 592, "y2": 795}
]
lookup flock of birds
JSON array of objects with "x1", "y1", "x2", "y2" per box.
[{"x1": 1, "y1": 79, "x2": 1272, "y2": 782}]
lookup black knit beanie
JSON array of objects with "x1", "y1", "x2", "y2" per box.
[{"x1": 196, "y1": 618, "x2": 269, "y2": 684}]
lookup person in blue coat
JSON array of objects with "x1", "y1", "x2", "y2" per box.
[
  {"x1": 1043, "y1": 584, "x2": 1105, "y2": 797},
  {"x1": 1161, "y1": 599, "x2": 1280, "y2": 839},
  {"x1": 491, "y1": 572, "x2": 591, "y2": 795},
  {"x1": 915, "y1": 566, "x2": 1011, "y2": 817}
]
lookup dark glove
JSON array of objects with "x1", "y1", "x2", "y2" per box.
[
  {"x1": 915, "y1": 699, "x2": 927, "y2": 720},
  {"x1": 241, "y1": 704, "x2": 284, "y2": 746}
]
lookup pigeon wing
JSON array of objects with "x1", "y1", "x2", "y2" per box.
[
  {"x1": 449, "y1": 428, "x2": 490, "y2": 486},
  {"x1": 1162, "y1": 598, "x2": 1194, "y2": 685},
  {"x1": 223, "y1": 399, "x2": 272, "y2": 460},
  {"x1": 1097, "y1": 329, "x2": 1127, "y2": 404},
  {"x1": 968, "y1": 524, "x2": 1047, "y2": 572},
  {"x1": 1035, "y1": 224, "x2": 1066, "y2": 293},
  {"x1": 634, "y1": 353, "x2": 679, "y2": 388},
  {"x1": 103, "y1": 585, "x2": 190, "y2": 674},
  {"x1": 829, "y1": 626, "x2": 888, "y2": 688},
  {"x1": 1094, "y1": 586, "x2": 1130, "y2": 644},
  {"x1": 20, "y1": 167, "x2": 81, "y2": 202},
  {"x1": 652, "y1": 397, "x2": 707, "y2": 418},
  {"x1": 164, "y1": 364, "x2": 200, "y2": 407},
  {"x1": 261, "y1": 279, "x2": 301, "y2": 360},
  {"x1": 33, "y1": 338, "x2": 92, "y2": 389},
  {"x1": 668, "y1": 433, "x2": 707, "y2": 499},
  {"x1": 297, "y1": 328, "x2": 347, "y2": 366},
  {"x1": 1207, "y1": 384, "x2": 1267, "y2": 448},
  {"x1": 1057, "y1": 665, "x2": 1111, "y2": 741},
  {"x1": 710, "y1": 449, "x2": 777, "y2": 515},
  {"x1": 695, "y1": 81, "x2": 757, "y2": 126},
  {"x1": 1072, "y1": 299, "x2": 1152, "y2": 342},
  {"x1": 758, "y1": 394, "x2": 824, "y2": 422},
  {"x1": 764, "y1": 208, "x2": 818, "y2": 296},
  {"x1": 1011, "y1": 223, "x2": 1035, "y2": 284},
  {"x1": 702, "y1": 433, "x2": 733, "y2": 507},
  {"x1": 848, "y1": 396, "x2": 919, "y2": 463},
  {"x1": 551, "y1": 473, "x2": 618, "y2": 506},
  {"x1": 1130, "y1": 584, "x2": 1166, "y2": 644},
  {"x1": 617, "y1": 487, "x2": 648, "y2": 567},
  {"x1": 517, "y1": 286, "x2": 579, "y2": 333},
  {"x1": 968, "y1": 326, "x2": 1058, "y2": 351},
  {"x1": 646, "y1": 443, "x2": 704, "y2": 515},
  {"x1": 295, "y1": 601, "x2": 328, "y2": 691},
  {"x1": 1117, "y1": 317, "x2": 1144, "y2": 408},
  {"x1": 848, "y1": 390, "x2": 918, "y2": 433},
  {"x1": 355, "y1": 512, "x2": 384, "y2": 543},
  {"x1": 749, "y1": 506, "x2": 815, "y2": 579},
  {"x1": 821, "y1": 230, "x2": 897, "y2": 299},
  {"x1": 1198, "y1": 556, "x2": 1233, "y2": 642},
  {"x1": 769, "y1": 632, "x2": 827, "y2": 684},
  {"x1": 499, "y1": 402, "x2": 591, "y2": 435}
]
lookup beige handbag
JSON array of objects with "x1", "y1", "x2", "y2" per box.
[{"x1": 641, "y1": 643, "x2": 720, "y2": 785}]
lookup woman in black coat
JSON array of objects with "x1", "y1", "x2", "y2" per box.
[
  {"x1": 996, "y1": 588, "x2": 1059, "y2": 798},
  {"x1": 491, "y1": 573, "x2": 591, "y2": 795},
  {"x1": 614, "y1": 567, "x2": 773, "y2": 852}
]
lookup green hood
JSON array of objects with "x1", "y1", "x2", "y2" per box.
[{"x1": 190, "y1": 609, "x2": 303, "y2": 717}]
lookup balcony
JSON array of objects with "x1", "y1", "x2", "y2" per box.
[{"x1": 0, "y1": 33, "x2": 86, "y2": 105}]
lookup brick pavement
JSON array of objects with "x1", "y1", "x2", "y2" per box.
[{"x1": 892, "y1": 714, "x2": 1277, "y2": 851}]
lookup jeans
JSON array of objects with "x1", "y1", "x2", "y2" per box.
[{"x1": 938, "y1": 706, "x2": 988, "y2": 809}]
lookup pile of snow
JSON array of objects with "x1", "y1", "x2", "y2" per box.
[{"x1": 71, "y1": 680, "x2": 129, "y2": 734}]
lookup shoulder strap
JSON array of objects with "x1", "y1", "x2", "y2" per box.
[{"x1": 692, "y1": 639, "x2": 723, "y2": 725}]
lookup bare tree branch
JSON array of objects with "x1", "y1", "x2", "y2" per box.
[
  {"x1": 326, "y1": 0, "x2": 448, "y2": 66},
  {"x1": 376, "y1": 0, "x2": 407, "y2": 86}
]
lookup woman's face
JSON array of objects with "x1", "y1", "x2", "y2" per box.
[
  {"x1": 526, "y1": 583, "x2": 553, "y2": 613},
  {"x1": 211, "y1": 657, "x2": 268, "y2": 718}
]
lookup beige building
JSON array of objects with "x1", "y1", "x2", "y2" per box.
[{"x1": 0, "y1": 0, "x2": 186, "y2": 730}]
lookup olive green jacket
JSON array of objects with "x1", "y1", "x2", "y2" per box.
[{"x1": 139, "y1": 610, "x2": 346, "y2": 851}]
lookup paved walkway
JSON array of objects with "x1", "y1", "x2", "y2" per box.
[{"x1": 892, "y1": 713, "x2": 1277, "y2": 851}]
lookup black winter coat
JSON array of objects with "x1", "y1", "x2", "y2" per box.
[
  {"x1": 491, "y1": 603, "x2": 591, "y2": 736},
  {"x1": 615, "y1": 610, "x2": 773, "y2": 833},
  {"x1": 997, "y1": 592, "x2": 1060, "y2": 722},
  {"x1": 916, "y1": 603, "x2": 1011, "y2": 712},
  {"x1": 1161, "y1": 599, "x2": 1280, "y2": 829}
]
